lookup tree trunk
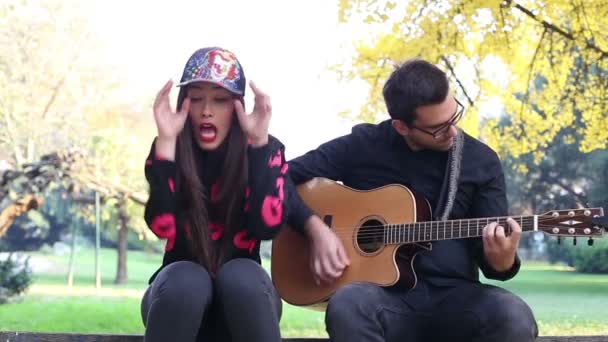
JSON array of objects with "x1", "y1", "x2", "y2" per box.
[{"x1": 114, "y1": 200, "x2": 129, "y2": 284}]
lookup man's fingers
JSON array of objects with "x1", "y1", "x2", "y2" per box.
[
  {"x1": 483, "y1": 222, "x2": 497, "y2": 247},
  {"x1": 337, "y1": 240, "x2": 350, "y2": 266},
  {"x1": 329, "y1": 254, "x2": 345, "y2": 278},
  {"x1": 507, "y1": 217, "x2": 522, "y2": 235},
  {"x1": 326, "y1": 247, "x2": 344, "y2": 272},
  {"x1": 495, "y1": 225, "x2": 506, "y2": 240},
  {"x1": 313, "y1": 275, "x2": 321, "y2": 286},
  {"x1": 336, "y1": 244, "x2": 350, "y2": 269},
  {"x1": 320, "y1": 258, "x2": 340, "y2": 282},
  {"x1": 313, "y1": 256, "x2": 336, "y2": 284},
  {"x1": 506, "y1": 218, "x2": 522, "y2": 249},
  {"x1": 312, "y1": 258, "x2": 322, "y2": 285}
]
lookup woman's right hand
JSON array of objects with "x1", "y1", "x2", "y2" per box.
[
  {"x1": 153, "y1": 80, "x2": 190, "y2": 141},
  {"x1": 152, "y1": 80, "x2": 190, "y2": 161}
]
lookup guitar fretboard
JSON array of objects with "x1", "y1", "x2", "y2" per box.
[{"x1": 383, "y1": 216, "x2": 538, "y2": 244}]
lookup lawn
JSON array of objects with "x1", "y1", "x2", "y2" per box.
[{"x1": 0, "y1": 248, "x2": 606, "y2": 337}]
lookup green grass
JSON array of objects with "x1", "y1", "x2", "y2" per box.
[
  {"x1": 0, "y1": 295, "x2": 142, "y2": 334},
  {"x1": 1, "y1": 249, "x2": 606, "y2": 337},
  {"x1": 27, "y1": 247, "x2": 160, "y2": 289},
  {"x1": 483, "y1": 262, "x2": 608, "y2": 336}
]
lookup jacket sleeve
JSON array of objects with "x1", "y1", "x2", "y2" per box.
[
  {"x1": 288, "y1": 132, "x2": 355, "y2": 185},
  {"x1": 470, "y1": 151, "x2": 521, "y2": 281},
  {"x1": 286, "y1": 131, "x2": 358, "y2": 232},
  {"x1": 242, "y1": 135, "x2": 289, "y2": 240},
  {"x1": 143, "y1": 138, "x2": 179, "y2": 252}
]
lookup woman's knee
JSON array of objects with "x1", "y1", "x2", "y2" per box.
[
  {"x1": 214, "y1": 259, "x2": 280, "y2": 315},
  {"x1": 152, "y1": 261, "x2": 213, "y2": 306},
  {"x1": 215, "y1": 258, "x2": 269, "y2": 294}
]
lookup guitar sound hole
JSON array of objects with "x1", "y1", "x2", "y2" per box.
[{"x1": 357, "y1": 219, "x2": 384, "y2": 253}]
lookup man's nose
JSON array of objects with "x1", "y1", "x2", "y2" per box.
[{"x1": 446, "y1": 124, "x2": 458, "y2": 138}]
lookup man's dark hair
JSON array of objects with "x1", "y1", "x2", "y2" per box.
[{"x1": 382, "y1": 59, "x2": 449, "y2": 126}]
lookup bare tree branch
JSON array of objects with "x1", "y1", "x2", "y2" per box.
[
  {"x1": 2, "y1": 111, "x2": 24, "y2": 167},
  {"x1": 40, "y1": 33, "x2": 88, "y2": 120},
  {"x1": 440, "y1": 55, "x2": 475, "y2": 106},
  {"x1": 577, "y1": 0, "x2": 597, "y2": 46},
  {"x1": 551, "y1": 176, "x2": 588, "y2": 206},
  {"x1": 75, "y1": 172, "x2": 147, "y2": 206},
  {"x1": 519, "y1": 27, "x2": 547, "y2": 121},
  {"x1": 507, "y1": 0, "x2": 608, "y2": 58},
  {"x1": 498, "y1": 3, "x2": 512, "y2": 49}
]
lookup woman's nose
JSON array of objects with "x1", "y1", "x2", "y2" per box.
[{"x1": 201, "y1": 103, "x2": 213, "y2": 118}]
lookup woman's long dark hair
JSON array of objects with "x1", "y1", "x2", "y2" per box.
[{"x1": 174, "y1": 87, "x2": 248, "y2": 273}]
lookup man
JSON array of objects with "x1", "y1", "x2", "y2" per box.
[{"x1": 286, "y1": 59, "x2": 538, "y2": 342}]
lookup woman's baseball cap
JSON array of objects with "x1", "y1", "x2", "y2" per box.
[{"x1": 177, "y1": 47, "x2": 246, "y2": 96}]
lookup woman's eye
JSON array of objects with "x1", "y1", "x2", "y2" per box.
[{"x1": 189, "y1": 97, "x2": 202, "y2": 102}]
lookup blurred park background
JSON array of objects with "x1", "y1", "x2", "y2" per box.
[{"x1": 1, "y1": 0, "x2": 607, "y2": 338}]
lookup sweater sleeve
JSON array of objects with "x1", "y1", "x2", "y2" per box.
[
  {"x1": 143, "y1": 138, "x2": 179, "y2": 252},
  {"x1": 241, "y1": 135, "x2": 289, "y2": 240}
]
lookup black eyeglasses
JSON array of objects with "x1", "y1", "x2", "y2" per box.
[{"x1": 411, "y1": 98, "x2": 465, "y2": 140}]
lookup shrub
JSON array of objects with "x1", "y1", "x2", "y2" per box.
[{"x1": 0, "y1": 253, "x2": 33, "y2": 304}]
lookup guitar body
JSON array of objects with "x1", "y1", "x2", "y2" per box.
[
  {"x1": 272, "y1": 178, "x2": 608, "y2": 308},
  {"x1": 271, "y1": 178, "x2": 432, "y2": 308}
]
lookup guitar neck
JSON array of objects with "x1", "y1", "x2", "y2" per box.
[{"x1": 384, "y1": 215, "x2": 538, "y2": 244}]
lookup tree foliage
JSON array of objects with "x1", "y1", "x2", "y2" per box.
[
  {"x1": 337, "y1": 0, "x2": 608, "y2": 156},
  {"x1": 1, "y1": 0, "x2": 154, "y2": 245}
]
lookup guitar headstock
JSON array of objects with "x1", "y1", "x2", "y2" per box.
[{"x1": 537, "y1": 208, "x2": 606, "y2": 238}]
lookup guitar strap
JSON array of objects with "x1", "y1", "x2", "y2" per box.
[{"x1": 434, "y1": 128, "x2": 464, "y2": 221}]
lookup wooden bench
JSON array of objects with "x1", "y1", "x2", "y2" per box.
[{"x1": 1, "y1": 332, "x2": 607, "y2": 341}]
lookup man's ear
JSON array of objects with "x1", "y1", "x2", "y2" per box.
[{"x1": 391, "y1": 119, "x2": 411, "y2": 136}]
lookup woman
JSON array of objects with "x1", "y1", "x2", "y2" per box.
[{"x1": 141, "y1": 47, "x2": 287, "y2": 342}]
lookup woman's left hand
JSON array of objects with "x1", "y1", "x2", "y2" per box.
[{"x1": 234, "y1": 81, "x2": 271, "y2": 147}]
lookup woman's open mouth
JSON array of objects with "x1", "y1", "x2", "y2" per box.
[{"x1": 199, "y1": 123, "x2": 217, "y2": 143}]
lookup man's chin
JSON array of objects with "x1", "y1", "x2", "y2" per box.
[{"x1": 432, "y1": 138, "x2": 455, "y2": 151}]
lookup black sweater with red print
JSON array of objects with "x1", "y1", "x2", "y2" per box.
[{"x1": 143, "y1": 135, "x2": 288, "y2": 284}]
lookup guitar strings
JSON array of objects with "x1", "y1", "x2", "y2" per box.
[
  {"x1": 331, "y1": 227, "x2": 598, "y2": 243},
  {"x1": 321, "y1": 220, "x2": 598, "y2": 241},
  {"x1": 330, "y1": 225, "x2": 598, "y2": 244},
  {"x1": 319, "y1": 217, "x2": 539, "y2": 234},
  {"x1": 319, "y1": 217, "x2": 584, "y2": 231},
  {"x1": 329, "y1": 223, "x2": 587, "y2": 237}
]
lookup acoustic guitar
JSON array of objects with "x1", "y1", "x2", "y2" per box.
[{"x1": 271, "y1": 178, "x2": 607, "y2": 308}]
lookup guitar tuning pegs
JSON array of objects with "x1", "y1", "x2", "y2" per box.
[
  {"x1": 573, "y1": 237, "x2": 577, "y2": 246},
  {"x1": 588, "y1": 238, "x2": 594, "y2": 246}
]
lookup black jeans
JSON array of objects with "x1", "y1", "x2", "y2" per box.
[
  {"x1": 141, "y1": 259, "x2": 282, "y2": 342},
  {"x1": 325, "y1": 281, "x2": 538, "y2": 342}
]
